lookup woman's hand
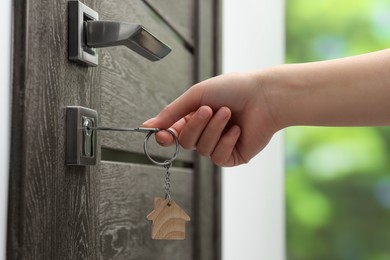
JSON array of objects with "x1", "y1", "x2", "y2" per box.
[
  {"x1": 143, "y1": 71, "x2": 279, "y2": 167},
  {"x1": 144, "y1": 49, "x2": 390, "y2": 166}
]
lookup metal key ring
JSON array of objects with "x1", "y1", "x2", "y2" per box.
[{"x1": 143, "y1": 129, "x2": 179, "y2": 166}]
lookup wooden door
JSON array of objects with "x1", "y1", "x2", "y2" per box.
[{"x1": 7, "y1": 0, "x2": 221, "y2": 259}]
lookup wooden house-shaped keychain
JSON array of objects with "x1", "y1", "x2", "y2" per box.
[{"x1": 147, "y1": 198, "x2": 190, "y2": 240}]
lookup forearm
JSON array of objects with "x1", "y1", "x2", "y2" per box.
[{"x1": 264, "y1": 49, "x2": 390, "y2": 129}]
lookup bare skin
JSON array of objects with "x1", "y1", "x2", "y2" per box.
[{"x1": 143, "y1": 49, "x2": 390, "y2": 167}]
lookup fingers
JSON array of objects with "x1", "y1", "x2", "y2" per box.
[
  {"x1": 210, "y1": 125, "x2": 241, "y2": 166},
  {"x1": 152, "y1": 107, "x2": 212, "y2": 147},
  {"x1": 153, "y1": 117, "x2": 187, "y2": 146},
  {"x1": 177, "y1": 106, "x2": 230, "y2": 151},
  {"x1": 143, "y1": 84, "x2": 205, "y2": 129},
  {"x1": 178, "y1": 106, "x2": 213, "y2": 149},
  {"x1": 146, "y1": 105, "x2": 242, "y2": 167},
  {"x1": 195, "y1": 107, "x2": 231, "y2": 156}
]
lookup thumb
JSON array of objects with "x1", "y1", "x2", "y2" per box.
[{"x1": 143, "y1": 84, "x2": 204, "y2": 129}]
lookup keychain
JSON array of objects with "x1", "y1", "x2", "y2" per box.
[
  {"x1": 143, "y1": 129, "x2": 191, "y2": 240},
  {"x1": 86, "y1": 126, "x2": 190, "y2": 240}
]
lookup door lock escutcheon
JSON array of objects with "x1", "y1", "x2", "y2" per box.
[
  {"x1": 66, "y1": 106, "x2": 97, "y2": 165},
  {"x1": 68, "y1": 0, "x2": 172, "y2": 66},
  {"x1": 66, "y1": 106, "x2": 181, "y2": 166}
]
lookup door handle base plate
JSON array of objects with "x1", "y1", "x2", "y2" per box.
[{"x1": 68, "y1": 1, "x2": 99, "y2": 66}]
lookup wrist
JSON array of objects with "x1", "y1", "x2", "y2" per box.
[{"x1": 258, "y1": 65, "x2": 301, "y2": 130}]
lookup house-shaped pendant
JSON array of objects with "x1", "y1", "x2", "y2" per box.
[{"x1": 147, "y1": 197, "x2": 190, "y2": 240}]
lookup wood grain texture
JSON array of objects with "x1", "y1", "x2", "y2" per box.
[
  {"x1": 99, "y1": 162, "x2": 193, "y2": 259},
  {"x1": 97, "y1": 0, "x2": 194, "y2": 162},
  {"x1": 147, "y1": 198, "x2": 190, "y2": 240},
  {"x1": 193, "y1": 1, "x2": 222, "y2": 260},
  {"x1": 8, "y1": 0, "x2": 102, "y2": 258},
  {"x1": 9, "y1": 0, "x2": 219, "y2": 259},
  {"x1": 144, "y1": 0, "x2": 196, "y2": 47}
]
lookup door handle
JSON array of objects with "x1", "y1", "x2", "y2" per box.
[
  {"x1": 68, "y1": 1, "x2": 171, "y2": 66},
  {"x1": 85, "y1": 21, "x2": 171, "y2": 62}
]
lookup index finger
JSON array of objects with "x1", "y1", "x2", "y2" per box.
[
  {"x1": 154, "y1": 116, "x2": 188, "y2": 146},
  {"x1": 143, "y1": 84, "x2": 205, "y2": 129}
]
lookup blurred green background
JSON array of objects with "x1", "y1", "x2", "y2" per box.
[{"x1": 286, "y1": 1, "x2": 390, "y2": 259}]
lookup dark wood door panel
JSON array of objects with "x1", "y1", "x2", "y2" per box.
[
  {"x1": 144, "y1": 0, "x2": 196, "y2": 47},
  {"x1": 98, "y1": 0, "x2": 194, "y2": 162},
  {"x1": 100, "y1": 162, "x2": 194, "y2": 259},
  {"x1": 9, "y1": 0, "x2": 220, "y2": 259},
  {"x1": 8, "y1": 0, "x2": 102, "y2": 258}
]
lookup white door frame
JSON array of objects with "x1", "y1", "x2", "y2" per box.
[
  {"x1": 222, "y1": 1, "x2": 285, "y2": 259},
  {"x1": 0, "y1": 0, "x2": 12, "y2": 259}
]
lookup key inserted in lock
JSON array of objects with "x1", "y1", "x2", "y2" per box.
[
  {"x1": 66, "y1": 106, "x2": 97, "y2": 165},
  {"x1": 82, "y1": 116, "x2": 94, "y2": 157}
]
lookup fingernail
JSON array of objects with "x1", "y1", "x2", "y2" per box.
[
  {"x1": 143, "y1": 117, "x2": 157, "y2": 126},
  {"x1": 217, "y1": 107, "x2": 230, "y2": 120},
  {"x1": 157, "y1": 139, "x2": 165, "y2": 145},
  {"x1": 230, "y1": 125, "x2": 240, "y2": 135},
  {"x1": 197, "y1": 107, "x2": 211, "y2": 119}
]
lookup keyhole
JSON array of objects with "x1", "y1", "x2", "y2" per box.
[{"x1": 82, "y1": 117, "x2": 94, "y2": 157}]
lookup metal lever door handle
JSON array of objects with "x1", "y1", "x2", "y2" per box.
[
  {"x1": 68, "y1": 1, "x2": 172, "y2": 66},
  {"x1": 85, "y1": 21, "x2": 171, "y2": 62}
]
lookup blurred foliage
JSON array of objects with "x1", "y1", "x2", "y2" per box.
[{"x1": 286, "y1": 1, "x2": 390, "y2": 259}]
